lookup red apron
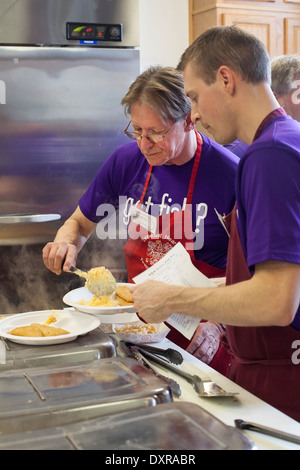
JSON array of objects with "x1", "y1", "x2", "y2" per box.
[
  {"x1": 224, "y1": 109, "x2": 300, "y2": 422},
  {"x1": 123, "y1": 132, "x2": 231, "y2": 375}
]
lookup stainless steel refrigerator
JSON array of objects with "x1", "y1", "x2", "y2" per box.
[{"x1": 0, "y1": 0, "x2": 140, "y2": 313}]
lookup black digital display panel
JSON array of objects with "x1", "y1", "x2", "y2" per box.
[{"x1": 66, "y1": 23, "x2": 123, "y2": 42}]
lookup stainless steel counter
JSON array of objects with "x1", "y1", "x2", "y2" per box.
[
  {"x1": 141, "y1": 338, "x2": 300, "y2": 451},
  {"x1": 0, "y1": 321, "x2": 299, "y2": 450},
  {"x1": 0, "y1": 356, "x2": 172, "y2": 436}
]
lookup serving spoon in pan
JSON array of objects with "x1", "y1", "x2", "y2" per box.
[{"x1": 68, "y1": 265, "x2": 116, "y2": 297}]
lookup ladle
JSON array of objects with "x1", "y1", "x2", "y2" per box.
[{"x1": 68, "y1": 266, "x2": 116, "y2": 297}]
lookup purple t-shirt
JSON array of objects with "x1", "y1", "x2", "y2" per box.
[
  {"x1": 236, "y1": 114, "x2": 300, "y2": 329},
  {"x1": 224, "y1": 139, "x2": 248, "y2": 158},
  {"x1": 79, "y1": 133, "x2": 238, "y2": 269}
]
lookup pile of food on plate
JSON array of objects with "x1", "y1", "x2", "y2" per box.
[
  {"x1": 113, "y1": 321, "x2": 170, "y2": 343},
  {"x1": 79, "y1": 284, "x2": 134, "y2": 307},
  {"x1": 114, "y1": 323, "x2": 157, "y2": 335}
]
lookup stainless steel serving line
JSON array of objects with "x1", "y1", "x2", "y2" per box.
[
  {"x1": 0, "y1": 356, "x2": 172, "y2": 435},
  {"x1": 0, "y1": 402, "x2": 255, "y2": 451},
  {"x1": 0, "y1": 326, "x2": 256, "y2": 450},
  {"x1": 0, "y1": 322, "x2": 299, "y2": 450}
]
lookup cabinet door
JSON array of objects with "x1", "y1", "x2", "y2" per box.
[
  {"x1": 222, "y1": 13, "x2": 277, "y2": 56},
  {"x1": 285, "y1": 18, "x2": 300, "y2": 53}
]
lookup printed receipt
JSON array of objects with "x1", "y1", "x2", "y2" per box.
[{"x1": 133, "y1": 242, "x2": 217, "y2": 340}]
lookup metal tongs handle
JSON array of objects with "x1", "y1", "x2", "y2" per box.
[
  {"x1": 124, "y1": 341, "x2": 183, "y2": 365},
  {"x1": 130, "y1": 347, "x2": 181, "y2": 397},
  {"x1": 119, "y1": 341, "x2": 181, "y2": 397},
  {"x1": 234, "y1": 419, "x2": 300, "y2": 445},
  {"x1": 130, "y1": 343, "x2": 204, "y2": 395}
]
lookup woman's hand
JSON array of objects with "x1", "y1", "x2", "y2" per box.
[
  {"x1": 42, "y1": 207, "x2": 96, "y2": 275},
  {"x1": 186, "y1": 322, "x2": 225, "y2": 364},
  {"x1": 42, "y1": 241, "x2": 77, "y2": 275}
]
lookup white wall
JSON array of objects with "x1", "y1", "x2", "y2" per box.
[{"x1": 139, "y1": 0, "x2": 189, "y2": 72}]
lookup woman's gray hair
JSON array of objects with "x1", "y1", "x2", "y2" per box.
[
  {"x1": 271, "y1": 55, "x2": 300, "y2": 95},
  {"x1": 178, "y1": 26, "x2": 271, "y2": 85},
  {"x1": 121, "y1": 65, "x2": 191, "y2": 122}
]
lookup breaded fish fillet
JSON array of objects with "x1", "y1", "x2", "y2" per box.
[
  {"x1": 115, "y1": 285, "x2": 133, "y2": 305},
  {"x1": 8, "y1": 323, "x2": 69, "y2": 337}
]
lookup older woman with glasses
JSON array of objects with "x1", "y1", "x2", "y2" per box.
[{"x1": 42, "y1": 66, "x2": 239, "y2": 374}]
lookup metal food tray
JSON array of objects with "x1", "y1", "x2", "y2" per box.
[
  {"x1": 0, "y1": 328, "x2": 116, "y2": 371},
  {"x1": 0, "y1": 402, "x2": 255, "y2": 450},
  {"x1": 0, "y1": 357, "x2": 172, "y2": 436}
]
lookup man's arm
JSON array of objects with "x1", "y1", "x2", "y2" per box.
[
  {"x1": 131, "y1": 260, "x2": 300, "y2": 327},
  {"x1": 42, "y1": 206, "x2": 97, "y2": 274}
]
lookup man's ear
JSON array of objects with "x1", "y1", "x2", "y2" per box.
[
  {"x1": 218, "y1": 66, "x2": 235, "y2": 95},
  {"x1": 184, "y1": 112, "x2": 195, "y2": 131}
]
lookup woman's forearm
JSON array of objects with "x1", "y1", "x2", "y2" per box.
[{"x1": 53, "y1": 218, "x2": 88, "y2": 252}]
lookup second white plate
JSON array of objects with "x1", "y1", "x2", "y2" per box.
[{"x1": 63, "y1": 283, "x2": 136, "y2": 315}]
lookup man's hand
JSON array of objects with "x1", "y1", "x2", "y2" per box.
[{"x1": 130, "y1": 280, "x2": 179, "y2": 323}]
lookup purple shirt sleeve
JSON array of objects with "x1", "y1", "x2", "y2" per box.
[
  {"x1": 236, "y1": 119, "x2": 300, "y2": 330},
  {"x1": 238, "y1": 146, "x2": 300, "y2": 268}
]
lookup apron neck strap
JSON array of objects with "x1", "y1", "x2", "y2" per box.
[
  {"x1": 186, "y1": 131, "x2": 202, "y2": 204},
  {"x1": 253, "y1": 107, "x2": 286, "y2": 141},
  {"x1": 139, "y1": 164, "x2": 153, "y2": 205}
]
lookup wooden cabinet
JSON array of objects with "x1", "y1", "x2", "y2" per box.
[{"x1": 189, "y1": 0, "x2": 300, "y2": 57}]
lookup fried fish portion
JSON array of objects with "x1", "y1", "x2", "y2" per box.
[
  {"x1": 8, "y1": 323, "x2": 69, "y2": 337},
  {"x1": 115, "y1": 285, "x2": 134, "y2": 306}
]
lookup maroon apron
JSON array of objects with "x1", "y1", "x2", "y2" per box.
[
  {"x1": 123, "y1": 132, "x2": 230, "y2": 374},
  {"x1": 224, "y1": 109, "x2": 300, "y2": 421}
]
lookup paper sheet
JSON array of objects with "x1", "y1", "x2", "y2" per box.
[{"x1": 133, "y1": 242, "x2": 216, "y2": 340}]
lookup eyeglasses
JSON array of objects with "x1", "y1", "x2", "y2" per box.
[{"x1": 124, "y1": 121, "x2": 176, "y2": 143}]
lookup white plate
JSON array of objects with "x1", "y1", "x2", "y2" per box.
[
  {"x1": 98, "y1": 313, "x2": 139, "y2": 324},
  {"x1": 0, "y1": 310, "x2": 100, "y2": 346},
  {"x1": 63, "y1": 283, "x2": 136, "y2": 315}
]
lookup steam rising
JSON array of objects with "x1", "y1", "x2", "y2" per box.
[{"x1": 0, "y1": 234, "x2": 127, "y2": 315}]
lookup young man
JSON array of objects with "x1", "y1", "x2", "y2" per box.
[{"x1": 131, "y1": 27, "x2": 300, "y2": 421}]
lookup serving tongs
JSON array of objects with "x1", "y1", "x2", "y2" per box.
[
  {"x1": 123, "y1": 341, "x2": 183, "y2": 365},
  {"x1": 130, "y1": 344, "x2": 238, "y2": 398},
  {"x1": 234, "y1": 419, "x2": 300, "y2": 445},
  {"x1": 119, "y1": 341, "x2": 181, "y2": 397}
]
